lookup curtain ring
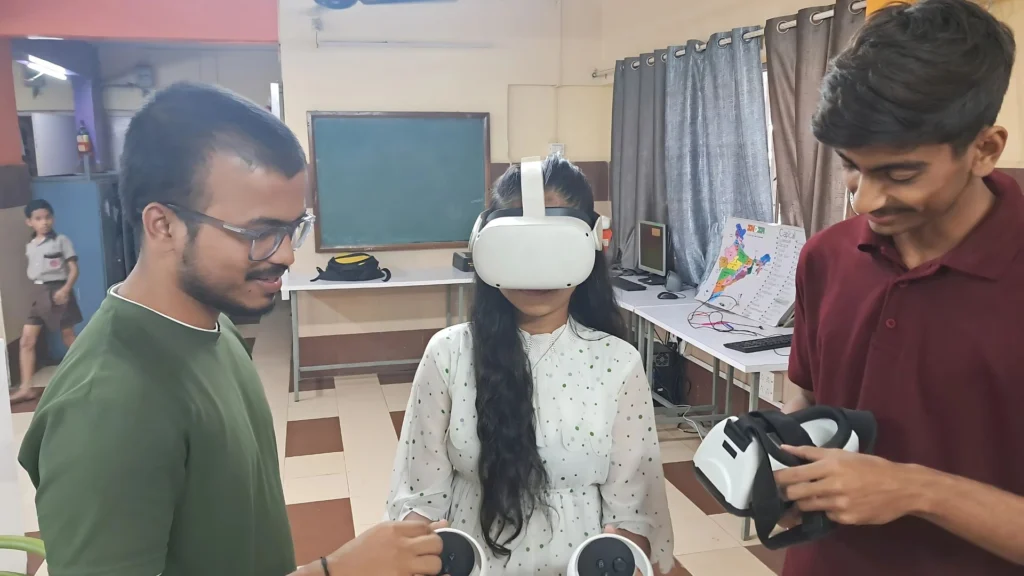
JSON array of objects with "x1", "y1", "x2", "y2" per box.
[
  {"x1": 630, "y1": 60, "x2": 640, "y2": 70},
  {"x1": 810, "y1": 10, "x2": 826, "y2": 25},
  {"x1": 776, "y1": 20, "x2": 790, "y2": 34},
  {"x1": 849, "y1": 1, "x2": 866, "y2": 15},
  {"x1": 674, "y1": 48, "x2": 686, "y2": 58},
  {"x1": 717, "y1": 37, "x2": 731, "y2": 48},
  {"x1": 661, "y1": 52, "x2": 668, "y2": 62},
  {"x1": 646, "y1": 55, "x2": 655, "y2": 66}
]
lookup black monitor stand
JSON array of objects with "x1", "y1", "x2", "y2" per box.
[{"x1": 640, "y1": 274, "x2": 667, "y2": 286}]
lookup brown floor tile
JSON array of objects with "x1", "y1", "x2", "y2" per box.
[
  {"x1": 286, "y1": 417, "x2": 344, "y2": 457},
  {"x1": 663, "y1": 461, "x2": 726, "y2": 516},
  {"x1": 11, "y1": 392, "x2": 42, "y2": 414},
  {"x1": 289, "y1": 375, "x2": 337, "y2": 393},
  {"x1": 26, "y1": 531, "x2": 43, "y2": 576},
  {"x1": 378, "y1": 368, "x2": 417, "y2": 385},
  {"x1": 288, "y1": 498, "x2": 356, "y2": 567},
  {"x1": 390, "y1": 411, "x2": 405, "y2": 438},
  {"x1": 748, "y1": 544, "x2": 786, "y2": 575}
]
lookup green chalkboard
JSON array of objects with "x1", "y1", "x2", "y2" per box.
[{"x1": 309, "y1": 112, "x2": 490, "y2": 251}]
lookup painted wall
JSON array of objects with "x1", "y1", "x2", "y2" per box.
[
  {"x1": 12, "y1": 44, "x2": 282, "y2": 113},
  {"x1": 0, "y1": 42, "x2": 21, "y2": 165},
  {"x1": 278, "y1": 0, "x2": 612, "y2": 337},
  {"x1": 598, "y1": 0, "x2": 819, "y2": 71},
  {"x1": 0, "y1": 0, "x2": 277, "y2": 44},
  {"x1": 990, "y1": 0, "x2": 1024, "y2": 168},
  {"x1": 30, "y1": 113, "x2": 78, "y2": 176}
]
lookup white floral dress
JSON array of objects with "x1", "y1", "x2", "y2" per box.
[{"x1": 387, "y1": 321, "x2": 674, "y2": 575}]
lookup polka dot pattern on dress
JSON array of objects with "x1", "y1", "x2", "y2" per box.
[{"x1": 386, "y1": 322, "x2": 675, "y2": 575}]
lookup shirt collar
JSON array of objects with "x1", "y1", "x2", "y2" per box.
[
  {"x1": 109, "y1": 283, "x2": 221, "y2": 333},
  {"x1": 856, "y1": 170, "x2": 1024, "y2": 280}
]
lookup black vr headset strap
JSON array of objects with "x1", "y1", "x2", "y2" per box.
[{"x1": 742, "y1": 412, "x2": 835, "y2": 550}]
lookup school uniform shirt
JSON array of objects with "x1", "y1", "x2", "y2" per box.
[
  {"x1": 784, "y1": 170, "x2": 1024, "y2": 576},
  {"x1": 19, "y1": 286, "x2": 295, "y2": 576},
  {"x1": 388, "y1": 321, "x2": 675, "y2": 576},
  {"x1": 26, "y1": 232, "x2": 76, "y2": 283}
]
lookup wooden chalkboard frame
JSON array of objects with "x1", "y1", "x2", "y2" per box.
[{"x1": 308, "y1": 111, "x2": 491, "y2": 252}]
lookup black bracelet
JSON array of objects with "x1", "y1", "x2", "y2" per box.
[{"x1": 320, "y1": 557, "x2": 330, "y2": 576}]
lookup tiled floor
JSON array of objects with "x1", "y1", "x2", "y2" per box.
[{"x1": 8, "y1": 307, "x2": 785, "y2": 575}]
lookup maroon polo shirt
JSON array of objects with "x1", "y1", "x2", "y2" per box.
[{"x1": 784, "y1": 170, "x2": 1024, "y2": 575}]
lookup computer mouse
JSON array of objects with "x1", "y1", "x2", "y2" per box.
[{"x1": 657, "y1": 292, "x2": 679, "y2": 300}]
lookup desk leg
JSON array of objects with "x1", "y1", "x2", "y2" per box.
[
  {"x1": 740, "y1": 372, "x2": 761, "y2": 543},
  {"x1": 457, "y1": 285, "x2": 465, "y2": 323},
  {"x1": 711, "y1": 358, "x2": 720, "y2": 415},
  {"x1": 645, "y1": 319, "x2": 654, "y2": 385},
  {"x1": 291, "y1": 294, "x2": 300, "y2": 403},
  {"x1": 725, "y1": 365, "x2": 735, "y2": 417},
  {"x1": 446, "y1": 286, "x2": 452, "y2": 327}
]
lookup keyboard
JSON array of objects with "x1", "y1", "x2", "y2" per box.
[
  {"x1": 613, "y1": 277, "x2": 647, "y2": 292},
  {"x1": 723, "y1": 334, "x2": 793, "y2": 353}
]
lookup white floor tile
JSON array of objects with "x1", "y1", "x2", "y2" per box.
[
  {"x1": 286, "y1": 452, "x2": 347, "y2": 479},
  {"x1": 676, "y1": 548, "x2": 776, "y2": 576},
  {"x1": 287, "y1": 395, "x2": 339, "y2": 422},
  {"x1": 283, "y1": 473, "x2": 349, "y2": 505},
  {"x1": 665, "y1": 480, "x2": 738, "y2": 556},
  {"x1": 660, "y1": 438, "x2": 699, "y2": 463},
  {"x1": 382, "y1": 383, "x2": 413, "y2": 412}
]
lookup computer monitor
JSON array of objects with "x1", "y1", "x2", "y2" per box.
[{"x1": 638, "y1": 220, "x2": 667, "y2": 277}]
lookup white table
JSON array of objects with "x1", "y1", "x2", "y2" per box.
[
  {"x1": 282, "y1": 268, "x2": 476, "y2": 401},
  {"x1": 613, "y1": 277, "x2": 696, "y2": 350},
  {"x1": 635, "y1": 304, "x2": 792, "y2": 541}
]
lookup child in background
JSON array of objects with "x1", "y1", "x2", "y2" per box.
[{"x1": 11, "y1": 199, "x2": 81, "y2": 404}]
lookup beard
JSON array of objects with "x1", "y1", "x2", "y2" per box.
[{"x1": 179, "y1": 238, "x2": 282, "y2": 318}]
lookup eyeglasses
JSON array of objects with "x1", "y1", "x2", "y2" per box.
[{"x1": 164, "y1": 203, "x2": 315, "y2": 262}]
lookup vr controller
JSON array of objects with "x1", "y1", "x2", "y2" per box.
[
  {"x1": 433, "y1": 529, "x2": 653, "y2": 576},
  {"x1": 693, "y1": 406, "x2": 877, "y2": 550},
  {"x1": 435, "y1": 529, "x2": 488, "y2": 576}
]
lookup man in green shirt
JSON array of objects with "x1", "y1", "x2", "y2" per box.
[{"x1": 18, "y1": 82, "x2": 444, "y2": 576}]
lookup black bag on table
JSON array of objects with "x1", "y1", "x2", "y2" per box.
[{"x1": 312, "y1": 253, "x2": 391, "y2": 282}]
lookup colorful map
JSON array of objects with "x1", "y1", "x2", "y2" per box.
[
  {"x1": 696, "y1": 217, "x2": 805, "y2": 327},
  {"x1": 708, "y1": 223, "x2": 771, "y2": 302}
]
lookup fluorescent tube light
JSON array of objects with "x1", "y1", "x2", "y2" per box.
[{"x1": 26, "y1": 55, "x2": 67, "y2": 80}]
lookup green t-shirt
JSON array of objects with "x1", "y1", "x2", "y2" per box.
[{"x1": 19, "y1": 290, "x2": 296, "y2": 576}]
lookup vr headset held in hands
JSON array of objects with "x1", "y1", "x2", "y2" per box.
[{"x1": 470, "y1": 157, "x2": 610, "y2": 290}]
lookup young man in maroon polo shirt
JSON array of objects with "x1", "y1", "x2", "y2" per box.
[{"x1": 774, "y1": 1, "x2": 1024, "y2": 574}]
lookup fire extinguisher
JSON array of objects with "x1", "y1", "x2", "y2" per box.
[{"x1": 76, "y1": 122, "x2": 92, "y2": 156}]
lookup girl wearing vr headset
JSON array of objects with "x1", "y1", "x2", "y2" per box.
[{"x1": 387, "y1": 156, "x2": 673, "y2": 575}]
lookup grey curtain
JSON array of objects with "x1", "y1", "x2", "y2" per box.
[
  {"x1": 609, "y1": 60, "x2": 626, "y2": 264},
  {"x1": 665, "y1": 28, "x2": 774, "y2": 287},
  {"x1": 766, "y1": 0, "x2": 864, "y2": 236},
  {"x1": 610, "y1": 57, "x2": 642, "y2": 269}
]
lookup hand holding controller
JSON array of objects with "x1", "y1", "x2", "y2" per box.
[
  {"x1": 433, "y1": 528, "x2": 489, "y2": 576},
  {"x1": 568, "y1": 533, "x2": 653, "y2": 576}
]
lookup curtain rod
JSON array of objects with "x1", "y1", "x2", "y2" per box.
[{"x1": 591, "y1": 0, "x2": 866, "y2": 78}]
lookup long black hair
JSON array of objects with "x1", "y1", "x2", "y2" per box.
[{"x1": 470, "y1": 156, "x2": 627, "y2": 557}]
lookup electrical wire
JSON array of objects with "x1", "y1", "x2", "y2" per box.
[{"x1": 686, "y1": 302, "x2": 791, "y2": 357}]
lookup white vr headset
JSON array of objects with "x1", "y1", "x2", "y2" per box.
[
  {"x1": 469, "y1": 157, "x2": 610, "y2": 290},
  {"x1": 693, "y1": 407, "x2": 878, "y2": 550}
]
